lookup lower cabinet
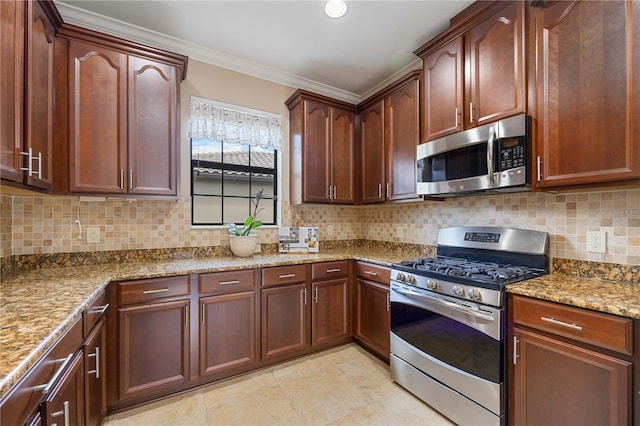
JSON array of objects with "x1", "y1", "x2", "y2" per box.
[
  {"x1": 354, "y1": 262, "x2": 391, "y2": 361},
  {"x1": 261, "y1": 282, "x2": 309, "y2": 359},
  {"x1": 41, "y1": 351, "x2": 85, "y2": 426},
  {"x1": 510, "y1": 294, "x2": 634, "y2": 426},
  {"x1": 84, "y1": 319, "x2": 106, "y2": 426},
  {"x1": 311, "y1": 261, "x2": 350, "y2": 346}
]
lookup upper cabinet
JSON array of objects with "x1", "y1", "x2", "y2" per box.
[
  {"x1": 417, "y1": 2, "x2": 526, "y2": 141},
  {"x1": 1, "y1": 0, "x2": 62, "y2": 191},
  {"x1": 533, "y1": 0, "x2": 640, "y2": 188},
  {"x1": 359, "y1": 71, "x2": 422, "y2": 204},
  {"x1": 57, "y1": 25, "x2": 187, "y2": 197},
  {"x1": 287, "y1": 90, "x2": 356, "y2": 204}
]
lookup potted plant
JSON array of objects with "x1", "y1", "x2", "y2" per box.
[{"x1": 226, "y1": 190, "x2": 264, "y2": 257}]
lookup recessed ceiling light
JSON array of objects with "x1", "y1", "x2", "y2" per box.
[{"x1": 325, "y1": 0, "x2": 347, "y2": 19}]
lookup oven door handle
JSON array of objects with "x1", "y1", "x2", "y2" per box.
[{"x1": 394, "y1": 287, "x2": 496, "y2": 321}]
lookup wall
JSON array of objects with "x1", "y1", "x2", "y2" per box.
[{"x1": 1, "y1": 59, "x2": 639, "y2": 266}]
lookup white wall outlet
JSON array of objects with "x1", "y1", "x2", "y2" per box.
[
  {"x1": 587, "y1": 231, "x2": 606, "y2": 253},
  {"x1": 87, "y1": 227, "x2": 101, "y2": 244}
]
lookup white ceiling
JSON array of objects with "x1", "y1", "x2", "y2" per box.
[{"x1": 54, "y1": 0, "x2": 474, "y2": 104}]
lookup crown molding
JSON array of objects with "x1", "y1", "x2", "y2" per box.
[
  {"x1": 359, "y1": 58, "x2": 423, "y2": 102},
  {"x1": 54, "y1": 1, "x2": 362, "y2": 104}
]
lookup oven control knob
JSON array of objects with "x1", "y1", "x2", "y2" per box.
[
  {"x1": 427, "y1": 279, "x2": 438, "y2": 290},
  {"x1": 396, "y1": 272, "x2": 406, "y2": 282},
  {"x1": 406, "y1": 275, "x2": 416, "y2": 285},
  {"x1": 453, "y1": 285, "x2": 465, "y2": 297},
  {"x1": 468, "y1": 288, "x2": 482, "y2": 301}
]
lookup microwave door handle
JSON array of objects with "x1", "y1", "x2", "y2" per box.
[{"x1": 487, "y1": 125, "x2": 497, "y2": 187}]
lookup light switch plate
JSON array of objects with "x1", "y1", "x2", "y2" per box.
[{"x1": 87, "y1": 227, "x2": 100, "y2": 244}]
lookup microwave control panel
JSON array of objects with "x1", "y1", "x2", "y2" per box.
[{"x1": 498, "y1": 137, "x2": 526, "y2": 171}]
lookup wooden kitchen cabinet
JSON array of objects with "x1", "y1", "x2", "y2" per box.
[
  {"x1": 533, "y1": 0, "x2": 640, "y2": 188},
  {"x1": 354, "y1": 262, "x2": 390, "y2": 361},
  {"x1": 509, "y1": 294, "x2": 633, "y2": 425},
  {"x1": 117, "y1": 276, "x2": 191, "y2": 402},
  {"x1": 0, "y1": 0, "x2": 61, "y2": 190},
  {"x1": 417, "y1": 1, "x2": 525, "y2": 140},
  {"x1": 359, "y1": 71, "x2": 422, "y2": 203},
  {"x1": 199, "y1": 270, "x2": 258, "y2": 377},
  {"x1": 84, "y1": 319, "x2": 106, "y2": 426},
  {"x1": 286, "y1": 90, "x2": 356, "y2": 204},
  {"x1": 261, "y1": 282, "x2": 309, "y2": 360},
  {"x1": 311, "y1": 261, "x2": 350, "y2": 346},
  {"x1": 58, "y1": 25, "x2": 187, "y2": 197},
  {"x1": 41, "y1": 351, "x2": 85, "y2": 426}
]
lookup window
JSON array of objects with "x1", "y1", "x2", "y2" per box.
[{"x1": 189, "y1": 97, "x2": 281, "y2": 226}]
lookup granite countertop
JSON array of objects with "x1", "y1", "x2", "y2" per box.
[
  {"x1": 0, "y1": 247, "x2": 408, "y2": 399},
  {"x1": 506, "y1": 274, "x2": 640, "y2": 319}
]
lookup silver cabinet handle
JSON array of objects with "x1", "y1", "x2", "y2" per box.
[
  {"x1": 129, "y1": 169, "x2": 133, "y2": 190},
  {"x1": 540, "y1": 316, "x2": 583, "y2": 331},
  {"x1": 386, "y1": 182, "x2": 391, "y2": 198},
  {"x1": 326, "y1": 268, "x2": 341, "y2": 273},
  {"x1": 219, "y1": 280, "x2": 240, "y2": 285},
  {"x1": 378, "y1": 183, "x2": 383, "y2": 199},
  {"x1": 314, "y1": 287, "x2": 318, "y2": 304},
  {"x1": 279, "y1": 274, "x2": 296, "y2": 279},
  {"x1": 201, "y1": 303, "x2": 205, "y2": 324},
  {"x1": 455, "y1": 107, "x2": 459, "y2": 128},
  {"x1": 88, "y1": 346, "x2": 100, "y2": 378},
  {"x1": 386, "y1": 292, "x2": 390, "y2": 312},
  {"x1": 469, "y1": 102, "x2": 475, "y2": 123},
  {"x1": 120, "y1": 169, "x2": 125, "y2": 190},
  {"x1": 32, "y1": 353, "x2": 73, "y2": 394},
  {"x1": 331, "y1": 185, "x2": 337, "y2": 200},
  {"x1": 51, "y1": 400, "x2": 70, "y2": 426},
  {"x1": 90, "y1": 304, "x2": 109, "y2": 315},
  {"x1": 36, "y1": 151, "x2": 42, "y2": 177},
  {"x1": 513, "y1": 336, "x2": 519, "y2": 365},
  {"x1": 20, "y1": 148, "x2": 32, "y2": 175},
  {"x1": 364, "y1": 271, "x2": 378, "y2": 277},
  {"x1": 302, "y1": 288, "x2": 307, "y2": 305},
  {"x1": 327, "y1": 186, "x2": 332, "y2": 200},
  {"x1": 142, "y1": 288, "x2": 169, "y2": 294},
  {"x1": 185, "y1": 305, "x2": 188, "y2": 328},
  {"x1": 536, "y1": 156, "x2": 542, "y2": 182}
]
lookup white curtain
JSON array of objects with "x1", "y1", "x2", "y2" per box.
[{"x1": 189, "y1": 97, "x2": 282, "y2": 151}]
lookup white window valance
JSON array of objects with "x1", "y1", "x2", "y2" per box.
[{"x1": 189, "y1": 96, "x2": 282, "y2": 151}]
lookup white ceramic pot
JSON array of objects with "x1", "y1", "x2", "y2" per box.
[{"x1": 229, "y1": 234, "x2": 259, "y2": 257}]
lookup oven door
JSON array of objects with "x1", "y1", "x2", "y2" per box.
[{"x1": 390, "y1": 281, "x2": 505, "y2": 417}]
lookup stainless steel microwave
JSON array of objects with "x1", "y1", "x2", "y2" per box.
[{"x1": 416, "y1": 114, "x2": 531, "y2": 197}]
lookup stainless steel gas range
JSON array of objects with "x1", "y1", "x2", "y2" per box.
[{"x1": 390, "y1": 226, "x2": 549, "y2": 426}]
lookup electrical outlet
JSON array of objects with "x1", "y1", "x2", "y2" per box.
[
  {"x1": 87, "y1": 227, "x2": 100, "y2": 244},
  {"x1": 587, "y1": 231, "x2": 606, "y2": 253}
]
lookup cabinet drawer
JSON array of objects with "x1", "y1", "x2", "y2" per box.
[
  {"x1": 118, "y1": 275, "x2": 190, "y2": 305},
  {"x1": 200, "y1": 270, "x2": 255, "y2": 294},
  {"x1": 83, "y1": 289, "x2": 109, "y2": 337},
  {"x1": 262, "y1": 265, "x2": 307, "y2": 287},
  {"x1": 0, "y1": 316, "x2": 83, "y2": 426},
  {"x1": 312, "y1": 261, "x2": 349, "y2": 280},
  {"x1": 511, "y1": 295, "x2": 633, "y2": 355},
  {"x1": 355, "y1": 262, "x2": 390, "y2": 285}
]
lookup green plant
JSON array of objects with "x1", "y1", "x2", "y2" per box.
[{"x1": 226, "y1": 190, "x2": 264, "y2": 236}]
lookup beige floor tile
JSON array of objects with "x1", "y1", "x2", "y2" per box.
[
  {"x1": 109, "y1": 390, "x2": 207, "y2": 426},
  {"x1": 376, "y1": 388, "x2": 456, "y2": 425},
  {"x1": 201, "y1": 369, "x2": 279, "y2": 408},
  {"x1": 332, "y1": 353, "x2": 397, "y2": 401}
]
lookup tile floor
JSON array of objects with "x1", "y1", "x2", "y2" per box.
[{"x1": 104, "y1": 344, "x2": 455, "y2": 426}]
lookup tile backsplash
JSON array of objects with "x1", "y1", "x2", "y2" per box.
[{"x1": 1, "y1": 189, "x2": 639, "y2": 266}]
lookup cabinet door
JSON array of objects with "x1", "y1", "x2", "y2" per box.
[
  {"x1": 41, "y1": 351, "x2": 84, "y2": 426},
  {"x1": 118, "y1": 299, "x2": 189, "y2": 400},
  {"x1": 355, "y1": 278, "x2": 390, "y2": 360},
  {"x1": 84, "y1": 319, "x2": 106, "y2": 426},
  {"x1": 303, "y1": 100, "x2": 331, "y2": 203},
  {"x1": 24, "y1": 0, "x2": 55, "y2": 190},
  {"x1": 466, "y1": 1, "x2": 525, "y2": 127},
  {"x1": 512, "y1": 327, "x2": 630, "y2": 426},
  {"x1": 422, "y1": 37, "x2": 464, "y2": 141},
  {"x1": 330, "y1": 107, "x2": 356, "y2": 204},
  {"x1": 535, "y1": 0, "x2": 640, "y2": 187},
  {"x1": 359, "y1": 101, "x2": 386, "y2": 204},
  {"x1": 68, "y1": 40, "x2": 127, "y2": 194},
  {"x1": 261, "y1": 283, "x2": 309, "y2": 360},
  {"x1": 312, "y1": 278, "x2": 349, "y2": 346},
  {"x1": 128, "y1": 56, "x2": 178, "y2": 196},
  {"x1": 200, "y1": 291, "x2": 257, "y2": 377},
  {"x1": 0, "y1": 0, "x2": 24, "y2": 183},
  {"x1": 386, "y1": 78, "x2": 420, "y2": 201}
]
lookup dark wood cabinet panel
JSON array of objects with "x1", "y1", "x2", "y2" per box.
[
  {"x1": 84, "y1": 319, "x2": 106, "y2": 426},
  {"x1": 385, "y1": 78, "x2": 420, "y2": 201},
  {"x1": 261, "y1": 283, "x2": 309, "y2": 360},
  {"x1": 330, "y1": 108, "x2": 356, "y2": 204},
  {"x1": 118, "y1": 299, "x2": 190, "y2": 401},
  {"x1": 68, "y1": 40, "x2": 127, "y2": 194},
  {"x1": 466, "y1": 1, "x2": 525, "y2": 127},
  {"x1": 41, "y1": 351, "x2": 85, "y2": 426},
  {"x1": 359, "y1": 100, "x2": 386, "y2": 204},
  {"x1": 302, "y1": 100, "x2": 331, "y2": 203},
  {"x1": 512, "y1": 327, "x2": 631, "y2": 426},
  {"x1": 127, "y1": 56, "x2": 178, "y2": 196},
  {"x1": 422, "y1": 37, "x2": 464, "y2": 141},
  {"x1": 534, "y1": 0, "x2": 640, "y2": 187},
  {"x1": 200, "y1": 291, "x2": 257, "y2": 376},
  {"x1": 311, "y1": 278, "x2": 349, "y2": 346},
  {"x1": 355, "y1": 278, "x2": 390, "y2": 361}
]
